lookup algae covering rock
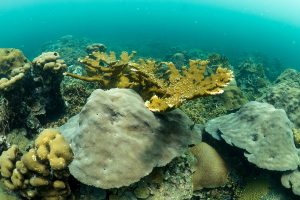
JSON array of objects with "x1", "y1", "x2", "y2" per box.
[
  {"x1": 0, "y1": 129, "x2": 73, "y2": 200},
  {"x1": 205, "y1": 101, "x2": 299, "y2": 171},
  {"x1": 60, "y1": 88, "x2": 199, "y2": 189},
  {"x1": 0, "y1": 48, "x2": 31, "y2": 91}
]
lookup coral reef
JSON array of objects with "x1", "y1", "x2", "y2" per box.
[
  {"x1": 59, "y1": 88, "x2": 200, "y2": 189},
  {"x1": 0, "y1": 49, "x2": 68, "y2": 133},
  {"x1": 293, "y1": 128, "x2": 300, "y2": 147},
  {"x1": 0, "y1": 129, "x2": 73, "y2": 200},
  {"x1": 190, "y1": 142, "x2": 229, "y2": 191},
  {"x1": 41, "y1": 35, "x2": 91, "y2": 66},
  {"x1": 205, "y1": 101, "x2": 299, "y2": 171},
  {"x1": 86, "y1": 43, "x2": 107, "y2": 54},
  {"x1": 180, "y1": 84, "x2": 248, "y2": 124},
  {"x1": 234, "y1": 58, "x2": 270, "y2": 100},
  {"x1": 170, "y1": 52, "x2": 186, "y2": 68},
  {"x1": 65, "y1": 51, "x2": 233, "y2": 112},
  {"x1": 108, "y1": 155, "x2": 195, "y2": 200},
  {"x1": 61, "y1": 78, "x2": 97, "y2": 117},
  {"x1": 281, "y1": 169, "x2": 300, "y2": 196},
  {"x1": 5, "y1": 129, "x2": 31, "y2": 154},
  {"x1": 32, "y1": 52, "x2": 67, "y2": 116},
  {"x1": 0, "y1": 48, "x2": 36, "y2": 132},
  {"x1": 237, "y1": 175, "x2": 271, "y2": 200},
  {"x1": 0, "y1": 48, "x2": 31, "y2": 91},
  {"x1": 259, "y1": 69, "x2": 300, "y2": 128},
  {"x1": 0, "y1": 97, "x2": 9, "y2": 134}
]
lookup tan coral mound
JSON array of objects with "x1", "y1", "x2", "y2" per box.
[
  {"x1": 0, "y1": 129, "x2": 73, "y2": 200},
  {"x1": 0, "y1": 48, "x2": 31, "y2": 91},
  {"x1": 65, "y1": 51, "x2": 233, "y2": 112},
  {"x1": 190, "y1": 142, "x2": 228, "y2": 191}
]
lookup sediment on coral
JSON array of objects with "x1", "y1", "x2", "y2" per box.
[
  {"x1": 64, "y1": 50, "x2": 233, "y2": 112},
  {"x1": 0, "y1": 128, "x2": 73, "y2": 200}
]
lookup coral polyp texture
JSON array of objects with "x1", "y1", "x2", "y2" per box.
[
  {"x1": 0, "y1": 48, "x2": 31, "y2": 91},
  {"x1": 64, "y1": 51, "x2": 233, "y2": 112},
  {"x1": 0, "y1": 128, "x2": 73, "y2": 200},
  {"x1": 59, "y1": 88, "x2": 199, "y2": 189}
]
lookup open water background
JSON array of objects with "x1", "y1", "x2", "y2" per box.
[{"x1": 0, "y1": 0, "x2": 299, "y2": 69}]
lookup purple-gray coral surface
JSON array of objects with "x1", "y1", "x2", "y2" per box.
[
  {"x1": 205, "y1": 101, "x2": 299, "y2": 171},
  {"x1": 60, "y1": 88, "x2": 199, "y2": 189}
]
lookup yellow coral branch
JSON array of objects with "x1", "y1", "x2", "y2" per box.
[{"x1": 64, "y1": 51, "x2": 233, "y2": 112}]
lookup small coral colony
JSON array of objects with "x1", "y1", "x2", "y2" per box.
[{"x1": 0, "y1": 40, "x2": 299, "y2": 200}]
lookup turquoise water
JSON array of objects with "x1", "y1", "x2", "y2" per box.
[{"x1": 1, "y1": 0, "x2": 300, "y2": 68}]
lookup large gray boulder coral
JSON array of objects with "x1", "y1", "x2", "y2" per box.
[
  {"x1": 60, "y1": 88, "x2": 198, "y2": 189},
  {"x1": 205, "y1": 101, "x2": 299, "y2": 171}
]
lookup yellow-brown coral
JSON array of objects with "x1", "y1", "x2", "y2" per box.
[
  {"x1": 0, "y1": 48, "x2": 31, "y2": 91},
  {"x1": 65, "y1": 51, "x2": 233, "y2": 112},
  {"x1": 0, "y1": 129, "x2": 73, "y2": 200},
  {"x1": 190, "y1": 142, "x2": 229, "y2": 191}
]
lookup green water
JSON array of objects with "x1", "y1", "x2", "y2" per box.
[{"x1": 0, "y1": 0, "x2": 300, "y2": 69}]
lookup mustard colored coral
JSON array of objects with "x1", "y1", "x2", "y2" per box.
[
  {"x1": 65, "y1": 51, "x2": 233, "y2": 112},
  {"x1": 64, "y1": 51, "x2": 136, "y2": 86},
  {"x1": 143, "y1": 60, "x2": 233, "y2": 112},
  {"x1": 0, "y1": 129, "x2": 73, "y2": 200},
  {"x1": 0, "y1": 145, "x2": 18, "y2": 178},
  {"x1": 0, "y1": 48, "x2": 31, "y2": 91},
  {"x1": 35, "y1": 128, "x2": 73, "y2": 170}
]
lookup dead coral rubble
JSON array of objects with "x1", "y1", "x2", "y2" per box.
[
  {"x1": 0, "y1": 129, "x2": 73, "y2": 200},
  {"x1": 64, "y1": 51, "x2": 233, "y2": 112}
]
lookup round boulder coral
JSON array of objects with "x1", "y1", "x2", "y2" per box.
[{"x1": 60, "y1": 88, "x2": 198, "y2": 189}]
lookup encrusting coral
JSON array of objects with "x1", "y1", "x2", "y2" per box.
[
  {"x1": 64, "y1": 51, "x2": 233, "y2": 112},
  {"x1": 0, "y1": 129, "x2": 73, "y2": 200}
]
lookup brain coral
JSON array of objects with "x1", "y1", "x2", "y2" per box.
[{"x1": 60, "y1": 88, "x2": 198, "y2": 189}]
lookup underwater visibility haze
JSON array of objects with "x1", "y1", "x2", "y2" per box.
[
  {"x1": 1, "y1": 0, "x2": 300, "y2": 200},
  {"x1": 0, "y1": 0, "x2": 300, "y2": 67}
]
